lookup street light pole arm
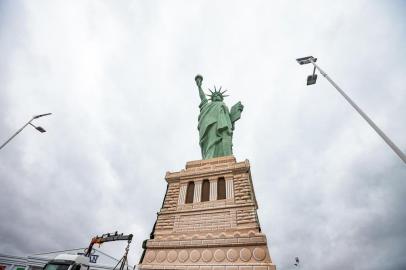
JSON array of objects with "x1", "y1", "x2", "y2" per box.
[
  {"x1": 0, "y1": 117, "x2": 35, "y2": 150},
  {"x1": 33, "y1": 113, "x2": 52, "y2": 119},
  {"x1": 0, "y1": 113, "x2": 51, "y2": 151},
  {"x1": 309, "y1": 59, "x2": 406, "y2": 164}
]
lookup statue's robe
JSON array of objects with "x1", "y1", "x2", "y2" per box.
[{"x1": 198, "y1": 99, "x2": 233, "y2": 159}]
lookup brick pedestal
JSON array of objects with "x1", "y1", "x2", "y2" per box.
[{"x1": 138, "y1": 156, "x2": 276, "y2": 270}]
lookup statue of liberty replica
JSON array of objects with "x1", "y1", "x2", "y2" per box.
[
  {"x1": 195, "y1": 74, "x2": 244, "y2": 159},
  {"x1": 138, "y1": 75, "x2": 276, "y2": 270}
]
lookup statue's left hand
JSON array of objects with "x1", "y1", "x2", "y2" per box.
[
  {"x1": 234, "y1": 101, "x2": 244, "y2": 112},
  {"x1": 230, "y1": 101, "x2": 244, "y2": 123}
]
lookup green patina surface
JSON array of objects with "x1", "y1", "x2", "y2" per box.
[{"x1": 195, "y1": 75, "x2": 244, "y2": 159}]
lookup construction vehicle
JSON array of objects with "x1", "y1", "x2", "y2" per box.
[{"x1": 42, "y1": 232, "x2": 133, "y2": 270}]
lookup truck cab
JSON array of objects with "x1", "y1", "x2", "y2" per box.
[{"x1": 43, "y1": 254, "x2": 89, "y2": 270}]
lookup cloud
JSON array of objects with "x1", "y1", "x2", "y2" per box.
[{"x1": 0, "y1": 1, "x2": 405, "y2": 269}]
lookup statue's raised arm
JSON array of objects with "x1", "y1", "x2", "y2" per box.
[
  {"x1": 195, "y1": 74, "x2": 244, "y2": 160},
  {"x1": 195, "y1": 74, "x2": 207, "y2": 103}
]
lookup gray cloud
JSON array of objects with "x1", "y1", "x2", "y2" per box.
[{"x1": 1, "y1": 1, "x2": 405, "y2": 269}]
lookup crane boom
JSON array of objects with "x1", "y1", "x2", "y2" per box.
[{"x1": 84, "y1": 231, "x2": 133, "y2": 257}]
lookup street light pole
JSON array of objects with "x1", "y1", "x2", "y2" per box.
[
  {"x1": 0, "y1": 113, "x2": 52, "y2": 151},
  {"x1": 296, "y1": 56, "x2": 406, "y2": 164}
]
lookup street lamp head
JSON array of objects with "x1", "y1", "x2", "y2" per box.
[
  {"x1": 307, "y1": 74, "x2": 318, "y2": 85},
  {"x1": 29, "y1": 122, "x2": 47, "y2": 133},
  {"x1": 35, "y1": 126, "x2": 46, "y2": 133},
  {"x1": 296, "y1": 56, "x2": 318, "y2": 85},
  {"x1": 296, "y1": 56, "x2": 317, "y2": 65}
]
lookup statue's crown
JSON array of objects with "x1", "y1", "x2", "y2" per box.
[{"x1": 207, "y1": 86, "x2": 228, "y2": 101}]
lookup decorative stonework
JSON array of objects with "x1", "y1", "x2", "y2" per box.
[
  {"x1": 167, "y1": 250, "x2": 177, "y2": 263},
  {"x1": 214, "y1": 249, "x2": 226, "y2": 262},
  {"x1": 190, "y1": 250, "x2": 201, "y2": 262},
  {"x1": 178, "y1": 250, "x2": 189, "y2": 263},
  {"x1": 142, "y1": 247, "x2": 271, "y2": 264},
  {"x1": 227, "y1": 249, "x2": 238, "y2": 262},
  {"x1": 202, "y1": 249, "x2": 213, "y2": 262},
  {"x1": 139, "y1": 156, "x2": 276, "y2": 270},
  {"x1": 145, "y1": 250, "x2": 155, "y2": 263},
  {"x1": 240, "y1": 248, "x2": 252, "y2": 262},
  {"x1": 155, "y1": 250, "x2": 166, "y2": 263},
  {"x1": 253, "y1": 248, "x2": 266, "y2": 261}
]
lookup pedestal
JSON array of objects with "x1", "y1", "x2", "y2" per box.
[{"x1": 138, "y1": 156, "x2": 276, "y2": 270}]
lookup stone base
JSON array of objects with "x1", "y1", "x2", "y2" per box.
[
  {"x1": 138, "y1": 156, "x2": 276, "y2": 270},
  {"x1": 139, "y1": 232, "x2": 276, "y2": 269}
]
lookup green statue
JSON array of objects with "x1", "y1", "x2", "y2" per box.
[{"x1": 195, "y1": 74, "x2": 244, "y2": 159}]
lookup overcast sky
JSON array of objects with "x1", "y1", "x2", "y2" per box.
[{"x1": 0, "y1": 1, "x2": 405, "y2": 270}]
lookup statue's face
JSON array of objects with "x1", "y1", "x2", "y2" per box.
[{"x1": 211, "y1": 94, "x2": 223, "y2": 102}]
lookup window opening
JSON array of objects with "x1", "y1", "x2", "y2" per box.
[
  {"x1": 217, "y1": 178, "x2": 226, "y2": 200},
  {"x1": 201, "y1": 180, "x2": 210, "y2": 202},
  {"x1": 185, "y1": 182, "x2": 195, "y2": 204}
]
